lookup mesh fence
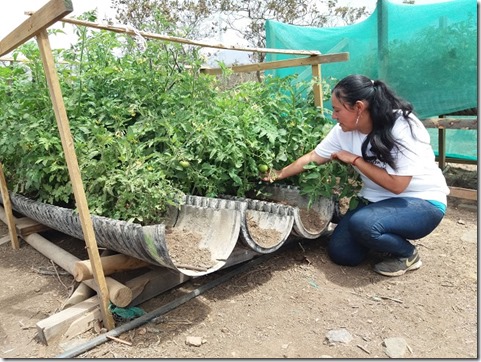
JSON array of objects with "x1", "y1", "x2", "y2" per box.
[{"x1": 265, "y1": 0, "x2": 477, "y2": 161}]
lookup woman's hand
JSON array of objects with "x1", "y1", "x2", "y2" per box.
[
  {"x1": 259, "y1": 150, "x2": 329, "y2": 183},
  {"x1": 331, "y1": 150, "x2": 359, "y2": 165},
  {"x1": 260, "y1": 168, "x2": 280, "y2": 183}
]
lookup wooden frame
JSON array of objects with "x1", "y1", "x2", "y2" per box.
[
  {"x1": 422, "y1": 116, "x2": 478, "y2": 168},
  {"x1": 0, "y1": 0, "x2": 115, "y2": 331},
  {"x1": 0, "y1": 0, "x2": 350, "y2": 335}
]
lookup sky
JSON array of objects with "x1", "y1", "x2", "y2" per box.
[
  {"x1": 0, "y1": 0, "x2": 378, "y2": 51},
  {"x1": 0, "y1": 0, "x2": 115, "y2": 52}
]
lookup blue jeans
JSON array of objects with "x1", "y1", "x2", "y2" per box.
[{"x1": 328, "y1": 197, "x2": 445, "y2": 266}]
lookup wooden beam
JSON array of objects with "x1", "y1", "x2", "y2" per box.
[
  {"x1": 37, "y1": 295, "x2": 100, "y2": 345},
  {"x1": 35, "y1": 29, "x2": 114, "y2": 330},
  {"x1": 58, "y1": 17, "x2": 321, "y2": 56},
  {"x1": 200, "y1": 53, "x2": 349, "y2": 75},
  {"x1": 0, "y1": 0, "x2": 73, "y2": 56},
  {"x1": 74, "y1": 254, "x2": 150, "y2": 282},
  {"x1": 15, "y1": 217, "x2": 51, "y2": 237},
  {"x1": 422, "y1": 117, "x2": 477, "y2": 129},
  {"x1": 436, "y1": 157, "x2": 477, "y2": 165},
  {"x1": 448, "y1": 186, "x2": 477, "y2": 201},
  {"x1": 22, "y1": 232, "x2": 133, "y2": 308}
]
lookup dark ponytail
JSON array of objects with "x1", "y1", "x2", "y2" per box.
[{"x1": 332, "y1": 74, "x2": 413, "y2": 169}]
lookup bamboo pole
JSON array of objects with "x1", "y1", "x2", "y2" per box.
[
  {"x1": 57, "y1": 16, "x2": 321, "y2": 56},
  {"x1": 35, "y1": 28, "x2": 114, "y2": 330}
]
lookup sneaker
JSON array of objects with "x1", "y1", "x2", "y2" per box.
[{"x1": 373, "y1": 248, "x2": 422, "y2": 277}]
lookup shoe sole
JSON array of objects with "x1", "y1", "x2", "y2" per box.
[{"x1": 374, "y1": 260, "x2": 423, "y2": 277}]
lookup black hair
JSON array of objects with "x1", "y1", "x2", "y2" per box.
[{"x1": 332, "y1": 74, "x2": 414, "y2": 169}]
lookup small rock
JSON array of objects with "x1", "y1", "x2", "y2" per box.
[
  {"x1": 383, "y1": 337, "x2": 407, "y2": 358},
  {"x1": 461, "y1": 229, "x2": 477, "y2": 243},
  {"x1": 152, "y1": 316, "x2": 165, "y2": 324},
  {"x1": 457, "y1": 219, "x2": 466, "y2": 225},
  {"x1": 137, "y1": 327, "x2": 147, "y2": 335},
  {"x1": 325, "y1": 329, "x2": 353, "y2": 344},
  {"x1": 185, "y1": 336, "x2": 203, "y2": 347}
]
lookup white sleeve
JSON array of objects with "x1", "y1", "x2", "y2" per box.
[{"x1": 314, "y1": 124, "x2": 343, "y2": 158}]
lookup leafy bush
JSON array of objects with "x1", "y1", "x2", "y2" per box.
[{"x1": 0, "y1": 21, "x2": 357, "y2": 224}]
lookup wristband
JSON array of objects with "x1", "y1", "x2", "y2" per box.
[{"x1": 352, "y1": 156, "x2": 361, "y2": 166}]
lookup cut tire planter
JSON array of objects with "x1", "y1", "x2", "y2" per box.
[
  {"x1": 215, "y1": 194, "x2": 295, "y2": 254},
  {"x1": 6, "y1": 187, "x2": 335, "y2": 277},
  {"x1": 252, "y1": 184, "x2": 336, "y2": 239}
]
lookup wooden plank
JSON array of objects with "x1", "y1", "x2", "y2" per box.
[
  {"x1": 36, "y1": 267, "x2": 185, "y2": 345},
  {"x1": 0, "y1": 0, "x2": 73, "y2": 56},
  {"x1": 0, "y1": 163, "x2": 19, "y2": 249},
  {"x1": 37, "y1": 295, "x2": 100, "y2": 345},
  {"x1": 126, "y1": 268, "x2": 191, "y2": 307},
  {"x1": 35, "y1": 29, "x2": 114, "y2": 330},
  {"x1": 15, "y1": 217, "x2": 51, "y2": 236},
  {"x1": 437, "y1": 157, "x2": 477, "y2": 165},
  {"x1": 0, "y1": 234, "x2": 11, "y2": 246},
  {"x1": 448, "y1": 186, "x2": 477, "y2": 201},
  {"x1": 422, "y1": 117, "x2": 477, "y2": 129},
  {"x1": 201, "y1": 53, "x2": 349, "y2": 75},
  {"x1": 63, "y1": 309, "x2": 102, "y2": 342}
]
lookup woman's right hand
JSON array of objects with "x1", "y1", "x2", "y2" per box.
[{"x1": 260, "y1": 169, "x2": 280, "y2": 183}]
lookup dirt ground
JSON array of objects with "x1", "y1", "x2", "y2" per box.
[{"x1": 0, "y1": 164, "x2": 477, "y2": 359}]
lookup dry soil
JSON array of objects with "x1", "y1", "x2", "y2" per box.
[{"x1": 0, "y1": 164, "x2": 477, "y2": 359}]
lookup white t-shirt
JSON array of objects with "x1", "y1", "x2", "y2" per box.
[{"x1": 314, "y1": 113, "x2": 449, "y2": 204}]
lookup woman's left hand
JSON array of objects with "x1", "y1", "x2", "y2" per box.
[{"x1": 331, "y1": 150, "x2": 359, "y2": 165}]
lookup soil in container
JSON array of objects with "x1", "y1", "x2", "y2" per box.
[
  {"x1": 299, "y1": 208, "x2": 329, "y2": 233},
  {"x1": 246, "y1": 217, "x2": 282, "y2": 248},
  {"x1": 165, "y1": 227, "x2": 215, "y2": 271}
]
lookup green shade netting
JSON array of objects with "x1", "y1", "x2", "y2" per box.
[{"x1": 265, "y1": 0, "x2": 477, "y2": 161}]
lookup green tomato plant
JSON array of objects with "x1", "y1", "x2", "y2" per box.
[{"x1": 0, "y1": 15, "x2": 358, "y2": 224}]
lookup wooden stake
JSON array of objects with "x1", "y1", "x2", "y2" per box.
[
  {"x1": 106, "y1": 335, "x2": 132, "y2": 346},
  {"x1": 0, "y1": 163, "x2": 19, "y2": 249},
  {"x1": 35, "y1": 28, "x2": 114, "y2": 330},
  {"x1": 311, "y1": 63, "x2": 323, "y2": 110}
]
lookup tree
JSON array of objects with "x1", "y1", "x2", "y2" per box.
[{"x1": 111, "y1": 0, "x2": 368, "y2": 64}]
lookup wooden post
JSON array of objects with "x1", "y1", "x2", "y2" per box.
[
  {"x1": 35, "y1": 28, "x2": 114, "y2": 330},
  {"x1": 0, "y1": 163, "x2": 19, "y2": 249},
  {"x1": 311, "y1": 64, "x2": 323, "y2": 111},
  {"x1": 377, "y1": 0, "x2": 388, "y2": 80},
  {"x1": 438, "y1": 126, "x2": 447, "y2": 170}
]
